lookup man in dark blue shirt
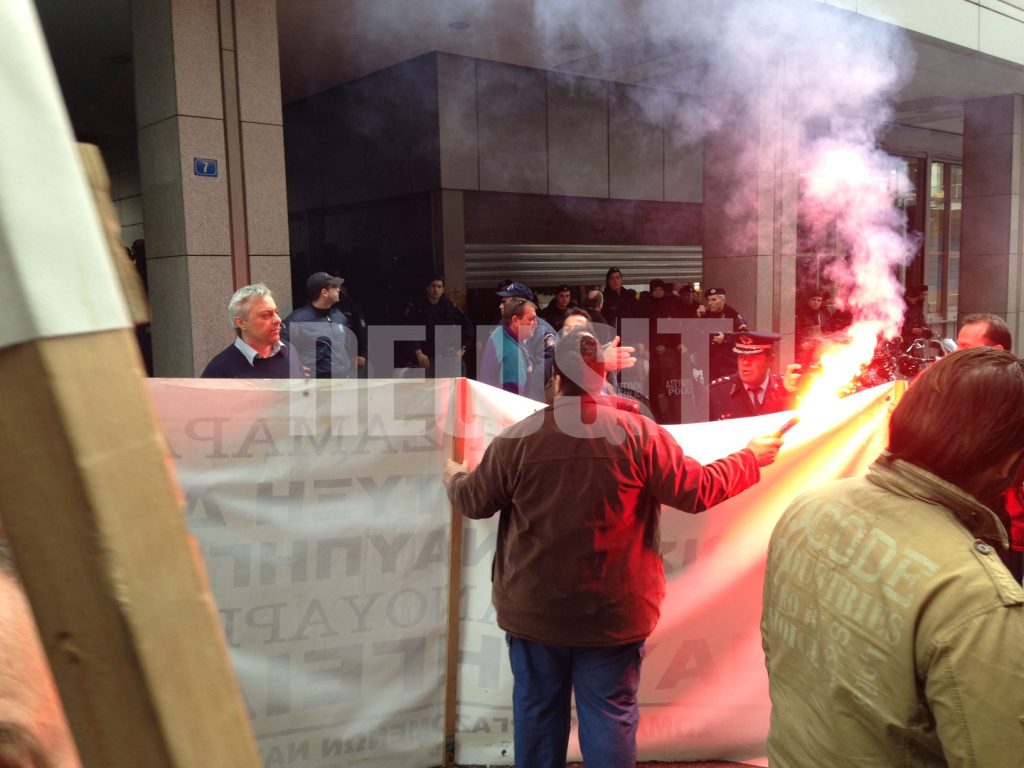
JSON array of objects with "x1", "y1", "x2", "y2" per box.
[
  {"x1": 281, "y1": 272, "x2": 355, "y2": 378},
  {"x1": 201, "y1": 283, "x2": 299, "y2": 378}
]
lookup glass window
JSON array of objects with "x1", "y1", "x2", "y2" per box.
[
  {"x1": 894, "y1": 157, "x2": 919, "y2": 232},
  {"x1": 948, "y1": 165, "x2": 962, "y2": 322},
  {"x1": 925, "y1": 162, "x2": 947, "y2": 315}
]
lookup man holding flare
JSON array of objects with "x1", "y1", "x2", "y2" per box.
[{"x1": 445, "y1": 330, "x2": 785, "y2": 768}]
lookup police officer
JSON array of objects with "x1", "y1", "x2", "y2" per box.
[
  {"x1": 709, "y1": 332, "x2": 798, "y2": 420},
  {"x1": 704, "y1": 287, "x2": 748, "y2": 380}
]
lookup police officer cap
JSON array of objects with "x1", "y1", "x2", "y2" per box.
[
  {"x1": 732, "y1": 331, "x2": 781, "y2": 356},
  {"x1": 306, "y1": 271, "x2": 343, "y2": 299},
  {"x1": 706, "y1": 287, "x2": 726, "y2": 297},
  {"x1": 497, "y1": 281, "x2": 534, "y2": 300}
]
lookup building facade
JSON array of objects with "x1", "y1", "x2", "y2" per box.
[{"x1": 35, "y1": 0, "x2": 1024, "y2": 374}]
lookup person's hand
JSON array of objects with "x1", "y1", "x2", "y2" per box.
[
  {"x1": 783, "y1": 363, "x2": 802, "y2": 394},
  {"x1": 746, "y1": 435, "x2": 783, "y2": 467},
  {"x1": 696, "y1": 304, "x2": 706, "y2": 316},
  {"x1": 602, "y1": 336, "x2": 637, "y2": 371},
  {"x1": 415, "y1": 350, "x2": 430, "y2": 368},
  {"x1": 356, "y1": 356, "x2": 366, "y2": 368},
  {"x1": 443, "y1": 458, "x2": 469, "y2": 486},
  {"x1": 712, "y1": 332, "x2": 725, "y2": 344}
]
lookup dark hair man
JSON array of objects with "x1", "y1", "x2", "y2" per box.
[
  {"x1": 709, "y1": 332, "x2": 798, "y2": 420},
  {"x1": 445, "y1": 330, "x2": 783, "y2": 768},
  {"x1": 900, "y1": 283, "x2": 930, "y2": 341},
  {"x1": 602, "y1": 267, "x2": 637, "y2": 335},
  {"x1": 762, "y1": 347, "x2": 1024, "y2": 767},
  {"x1": 676, "y1": 283, "x2": 705, "y2": 319},
  {"x1": 560, "y1": 307, "x2": 592, "y2": 336},
  {"x1": 795, "y1": 286, "x2": 832, "y2": 366},
  {"x1": 401, "y1": 275, "x2": 474, "y2": 377},
  {"x1": 201, "y1": 283, "x2": 300, "y2": 378},
  {"x1": 956, "y1": 312, "x2": 1012, "y2": 351},
  {"x1": 279, "y1": 272, "x2": 355, "y2": 379},
  {"x1": 539, "y1": 283, "x2": 577, "y2": 332}
]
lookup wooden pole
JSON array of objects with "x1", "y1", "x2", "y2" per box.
[
  {"x1": 442, "y1": 376, "x2": 470, "y2": 766},
  {"x1": 0, "y1": 330, "x2": 261, "y2": 768},
  {"x1": 0, "y1": 3, "x2": 260, "y2": 765},
  {"x1": 77, "y1": 143, "x2": 149, "y2": 325}
]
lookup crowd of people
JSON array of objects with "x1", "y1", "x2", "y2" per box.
[
  {"x1": 200, "y1": 267, "x2": 816, "y2": 426},
  {"x1": 7, "y1": 264, "x2": 1024, "y2": 768},
  {"x1": 190, "y1": 267, "x2": 1024, "y2": 767},
  {"x1": 198, "y1": 268, "x2": 999, "y2": 434},
  {"x1": 444, "y1": 320, "x2": 1024, "y2": 767}
]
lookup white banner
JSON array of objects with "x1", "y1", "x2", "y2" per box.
[
  {"x1": 150, "y1": 379, "x2": 455, "y2": 768},
  {"x1": 148, "y1": 378, "x2": 895, "y2": 767},
  {"x1": 450, "y1": 381, "x2": 895, "y2": 765}
]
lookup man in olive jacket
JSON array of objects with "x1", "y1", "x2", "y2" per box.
[
  {"x1": 445, "y1": 330, "x2": 783, "y2": 768},
  {"x1": 762, "y1": 346, "x2": 1024, "y2": 767}
]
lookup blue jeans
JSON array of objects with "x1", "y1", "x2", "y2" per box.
[{"x1": 507, "y1": 634, "x2": 645, "y2": 768}]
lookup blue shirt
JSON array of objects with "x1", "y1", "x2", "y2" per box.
[{"x1": 479, "y1": 325, "x2": 538, "y2": 398}]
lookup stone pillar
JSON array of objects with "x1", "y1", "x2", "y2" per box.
[
  {"x1": 960, "y1": 94, "x2": 1024, "y2": 344},
  {"x1": 702, "y1": 74, "x2": 800, "y2": 365},
  {"x1": 432, "y1": 189, "x2": 467, "y2": 307},
  {"x1": 132, "y1": 0, "x2": 289, "y2": 376}
]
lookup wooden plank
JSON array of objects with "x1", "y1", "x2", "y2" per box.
[
  {"x1": 442, "y1": 377, "x2": 469, "y2": 766},
  {"x1": 77, "y1": 143, "x2": 149, "y2": 326},
  {"x1": 0, "y1": 328, "x2": 260, "y2": 768}
]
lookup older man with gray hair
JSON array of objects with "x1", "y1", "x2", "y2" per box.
[{"x1": 201, "y1": 283, "x2": 299, "y2": 378}]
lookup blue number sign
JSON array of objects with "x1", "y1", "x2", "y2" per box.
[{"x1": 193, "y1": 158, "x2": 219, "y2": 177}]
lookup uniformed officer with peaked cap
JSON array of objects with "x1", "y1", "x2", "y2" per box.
[{"x1": 709, "y1": 331, "x2": 798, "y2": 420}]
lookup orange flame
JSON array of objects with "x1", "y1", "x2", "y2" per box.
[{"x1": 797, "y1": 320, "x2": 883, "y2": 422}]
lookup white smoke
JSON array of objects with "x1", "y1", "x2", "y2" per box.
[
  {"x1": 535, "y1": 0, "x2": 920, "y2": 336},
  {"x1": 672, "y1": 0, "x2": 917, "y2": 335}
]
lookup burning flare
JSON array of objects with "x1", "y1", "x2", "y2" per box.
[{"x1": 797, "y1": 320, "x2": 886, "y2": 422}]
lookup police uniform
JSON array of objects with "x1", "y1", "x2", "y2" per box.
[
  {"x1": 708, "y1": 332, "x2": 796, "y2": 421},
  {"x1": 705, "y1": 287, "x2": 748, "y2": 380}
]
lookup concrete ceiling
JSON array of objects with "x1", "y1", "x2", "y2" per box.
[{"x1": 31, "y1": 0, "x2": 1024, "y2": 145}]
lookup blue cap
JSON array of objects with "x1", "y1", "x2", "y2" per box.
[{"x1": 497, "y1": 281, "x2": 533, "y2": 300}]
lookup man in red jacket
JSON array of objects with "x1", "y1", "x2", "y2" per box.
[{"x1": 444, "y1": 330, "x2": 783, "y2": 768}]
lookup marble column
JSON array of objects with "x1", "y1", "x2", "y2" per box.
[
  {"x1": 960, "y1": 94, "x2": 1024, "y2": 344},
  {"x1": 132, "y1": 0, "x2": 289, "y2": 375},
  {"x1": 702, "y1": 73, "x2": 800, "y2": 365}
]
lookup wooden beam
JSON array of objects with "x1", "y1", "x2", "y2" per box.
[
  {"x1": 77, "y1": 143, "x2": 149, "y2": 326},
  {"x1": 442, "y1": 377, "x2": 469, "y2": 766},
  {"x1": 0, "y1": 328, "x2": 260, "y2": 768}
]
